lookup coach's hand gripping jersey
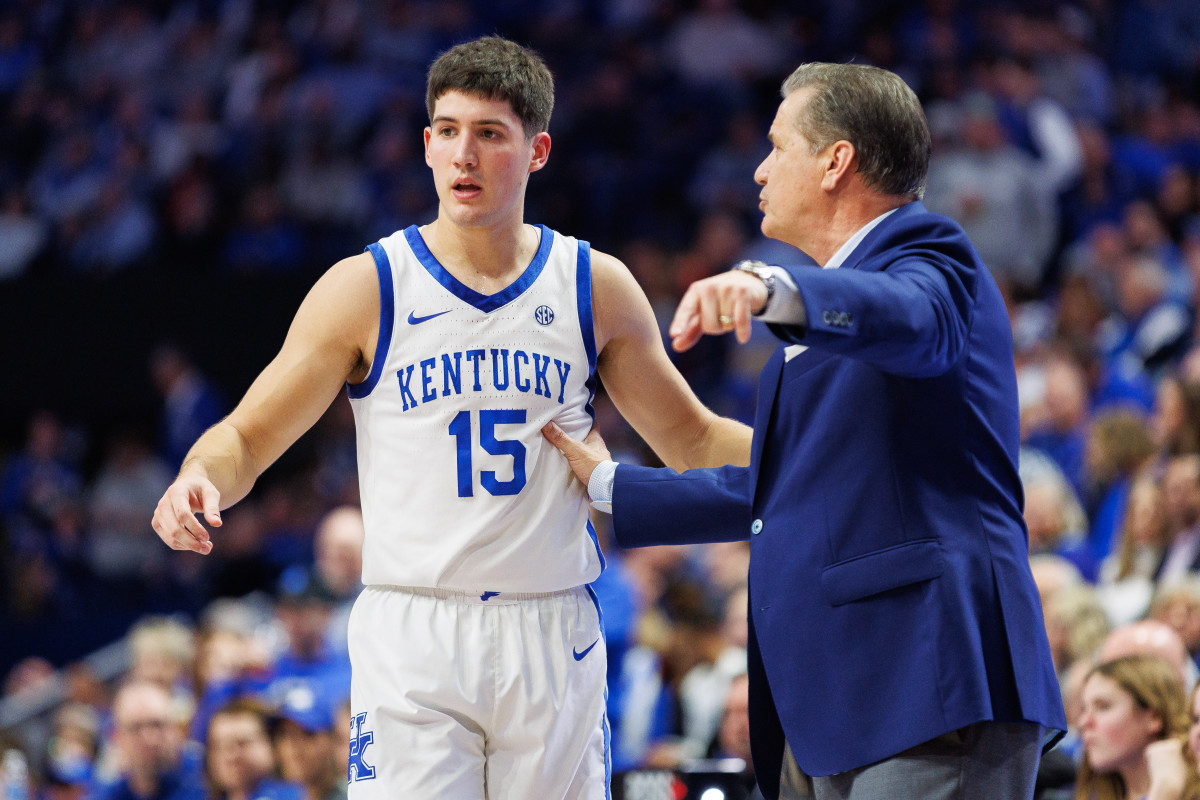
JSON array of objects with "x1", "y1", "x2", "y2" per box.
[{"x1": 348, "y1": 225, "x2": 601, "y2": 592}]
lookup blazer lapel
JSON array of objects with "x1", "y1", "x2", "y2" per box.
[
  {"x1": 749, "y1": 346, "x2": 785, "y2": 499},
  {"x1": 838, "y1": 200, "x2": 926, "y2": 271},
  {"x1": 745, "y1": 202, "x2": 926, "y2": 500}
]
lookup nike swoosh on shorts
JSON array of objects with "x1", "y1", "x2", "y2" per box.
[{"x1": 572, "y1": 639, "x2": 599, "y2": 661}]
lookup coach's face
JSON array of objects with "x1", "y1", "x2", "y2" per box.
[
  {"x1": 754, "y1": 89, "x2": 830, "y2": 256},
  {"x1": 424, "y1": 90, "x2": 550, "y2": 230}
]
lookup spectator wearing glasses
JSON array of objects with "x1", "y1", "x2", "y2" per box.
[{"x1": 94, "y1": 680, "x2": 205, "y2": 800}]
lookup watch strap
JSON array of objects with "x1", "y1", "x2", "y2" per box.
[{"x1": 731, "y1": 260, "x2": 776, "y2": 315}]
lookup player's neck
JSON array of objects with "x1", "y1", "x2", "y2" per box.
[{"x1": 423, "y1": 217, "x2": 539, "y2": 287}]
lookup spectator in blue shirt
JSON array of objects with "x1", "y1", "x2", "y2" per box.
[
  {"x1": 268, "y1": 568, "x2": 351, "y2": 709},
  {"x1": 93, "y1": 680, "x2": 206, "y2": 800},
  {"x1": 148, "y1": 346, "x2": 226, "y2": 471}
]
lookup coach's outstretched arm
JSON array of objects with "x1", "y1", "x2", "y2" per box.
[
  {"x1": 151, "y1": 253, "x2": 379, "y2": 554},
  {"x1": 589, "y1": 250, "x2": 752, "y2": 470}
]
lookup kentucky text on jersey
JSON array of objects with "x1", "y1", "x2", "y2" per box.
[{"x1": 395, "y1": 348, "x2": 574, "y2": 411}]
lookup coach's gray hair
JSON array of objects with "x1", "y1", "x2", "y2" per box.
[{"x1": 782, "y1": 63, "x2": 931, "y2": 199}]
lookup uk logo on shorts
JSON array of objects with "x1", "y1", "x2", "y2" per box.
[
  {"x1": 348, "y1": 712, "x2": 376, "y2": 782},
  {"x1": 535, "y1": 305, "x2": 555, "y2": 326}
]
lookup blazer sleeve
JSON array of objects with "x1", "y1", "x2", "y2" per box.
[
  {"x1": 767, "y1": 218, "x2": 980, "y2": 378},
  {"x1": 612, "y1": 463, "x2": 753, "y2": 548}
]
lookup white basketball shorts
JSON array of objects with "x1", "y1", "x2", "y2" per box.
[{"x1": 346, "y1": 584, "x2": 610, "y2": 799}]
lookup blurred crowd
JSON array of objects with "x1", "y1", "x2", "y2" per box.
[{"x1": 5, "y1": 0, "x2": 1200, "y2": 797}]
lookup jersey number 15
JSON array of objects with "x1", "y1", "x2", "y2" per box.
[{"x1": 447, "y1": 409, "x2": 527, "y2": 497}]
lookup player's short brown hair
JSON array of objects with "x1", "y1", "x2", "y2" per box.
[{"x1": 426, "y1": 36, "x2": 554, "y2": 139}]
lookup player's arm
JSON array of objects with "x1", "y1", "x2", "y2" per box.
[
  {"x1": 152, "y1": 252, "x2": 379, "y2": 554},
  {"x1": 592, "y1": 250, "x2": 751, "y2": 471}
]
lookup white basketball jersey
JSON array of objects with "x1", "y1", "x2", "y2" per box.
[{"x1": 348, "y1": 224, "x2": 603, "y2": 592}]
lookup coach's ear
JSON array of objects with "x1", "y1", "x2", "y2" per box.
[
  {"x1": 529, "y1": 131, "x2": 551, "y2": 173},
  {"x1": 821, "y1": 140, "x2": 856, "y2": 193}
]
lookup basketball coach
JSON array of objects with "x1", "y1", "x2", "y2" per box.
[{"x1": 544, "y1": 62, "x2": 1067, "y2": 800}]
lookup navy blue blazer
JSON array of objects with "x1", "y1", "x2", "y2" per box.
[{"x1": 612, "y1": 202, "x2": 1066, "y2": 795}]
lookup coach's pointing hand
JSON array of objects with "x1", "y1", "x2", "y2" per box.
[
  {"x1": 669, "y1": 269, "x2": 768, "y2": 352},
  {"x1": 151, "y1": 474, "x2": 221, "y2": 554},
  {"x1": 542, "y1": 422, "x2": 611, "y2": 488}
]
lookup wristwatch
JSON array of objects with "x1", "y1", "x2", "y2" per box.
[{"x1": 731, "y1": 260, "x2": 776, "y2": 316}]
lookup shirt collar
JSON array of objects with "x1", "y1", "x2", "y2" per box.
[{"x1": 823, "y1": 208, "x2": 899, "y2": 270}]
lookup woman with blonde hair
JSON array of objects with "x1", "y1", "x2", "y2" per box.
[
  {"x1": 1188, "y1": 678, "x2": 1200, "y2": 768},
  {"x1": 1045, "y1": 582, "x2": 1112, "y2": 677},
  {"x1": 1077, "y1": 655, "x2": 1200, "y2": 800}
]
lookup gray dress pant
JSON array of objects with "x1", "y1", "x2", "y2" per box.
[{"x1": 781, "y1": 721, "x2": 1046, "y2": 800}]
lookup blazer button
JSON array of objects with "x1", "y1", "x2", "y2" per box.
[{"x1": 751, "y1": 519, "x2": 763, "y2": 535}]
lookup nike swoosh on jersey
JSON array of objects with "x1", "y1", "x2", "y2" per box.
[
  {"x1": 572, "y1": 639, "x2": 599, "y2": 661},
  {"x1": 407, "y1": 309, "x2": 452, "y2": 325}
]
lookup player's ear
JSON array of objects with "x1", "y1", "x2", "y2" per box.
[
  {"x1": 424, "y1": 128, "x2": 433, "y2": 167},
  {"x1": 529, "y1": 132, "x2": 551, "y2": 173}
]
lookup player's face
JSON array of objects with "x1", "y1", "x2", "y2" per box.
[
  {"x1": 754, "y1": 89, "x2": 829, "y2": 254},
  {"x1": 424, "y1": 90, "x2": 550, "y2": 231}
]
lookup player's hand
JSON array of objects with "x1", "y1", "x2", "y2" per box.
[
  {"x1": 542, "y1": 422, "x2": 611, "y2": 488},
  {"x1": 1145, "y1": 738, "x2": 1188, "y2": 800},
  {"x1": 151, "y1": 474, "x2": 221, "y2": 554},
  {"x1": 669, "y1": 270, "x2": 768, "y2": 352}
]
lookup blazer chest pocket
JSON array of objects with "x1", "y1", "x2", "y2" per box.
[{"x1": 819, "y1": 539, "x2": 945, "y2": 607}]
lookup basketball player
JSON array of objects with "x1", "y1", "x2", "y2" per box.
[{"x1": 151, "y1": 37, "x2": 750, "y2": 799}]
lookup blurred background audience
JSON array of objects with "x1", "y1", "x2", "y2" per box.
[{"x1": 5, "y1": 0, "x2": 1200, "y2": 796}]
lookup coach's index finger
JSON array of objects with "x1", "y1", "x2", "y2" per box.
[
  {"x1": 668, "y1": 289, "x2": 704, "y2": 353},
  {"x1": 733, "y1": 294, "x2": 754, "y2": 345}
]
